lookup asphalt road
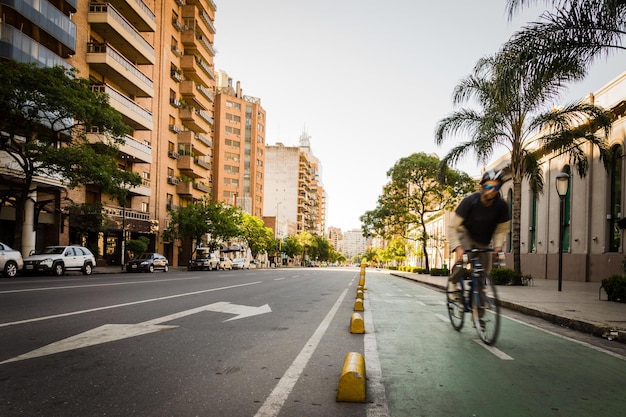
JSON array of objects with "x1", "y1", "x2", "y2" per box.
[{"x1": 0, "y1": 267, "x2": 624, "y2": 417}]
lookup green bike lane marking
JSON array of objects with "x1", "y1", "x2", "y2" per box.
[{"x1": 365, "y1": 273, "x2": 626, "y2": 417}]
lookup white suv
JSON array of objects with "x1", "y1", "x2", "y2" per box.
[{"x1": 23, "y1": 245, "x2": 96, "y2": 276}]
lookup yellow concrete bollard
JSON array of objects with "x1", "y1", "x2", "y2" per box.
[
  {"x1": 359, "y1": 276, "x2": 365, "y2": 287},
  {"x1": 350, "y1": 313, "x2": 365, "y2": 334},
  {"x1": 353, "y1": 297, "x2": 364, "y2": 311},
  {"x1": 336, "y1": 352, "x2": 366, "y2": 402},
  {"x1": 356, "y1": 290, "x2": 364, "y2": 300}
]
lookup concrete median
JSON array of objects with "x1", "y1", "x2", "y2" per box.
[{"x1": 336, "y1": 352, "x2": 366, "y2": 402}]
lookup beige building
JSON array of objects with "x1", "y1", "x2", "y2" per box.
[
  {"x1": 264, "y1": 133, "x2": 326, "y2": 237},
  {"x1": 1, "y1": 1, "x2": 225, "y2": 267},
  {"x1": 424, "y1": 70, "x2": 626, "y2": 283},
  {"x1": 213, "y1": 70, "x2": 266, "y2": 218}
]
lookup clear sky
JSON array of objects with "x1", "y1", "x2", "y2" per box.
[{"x1": 213, "y1": 0, "x2": 626, "y2": 232}]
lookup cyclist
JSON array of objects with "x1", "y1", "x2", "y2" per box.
[{"x1": 447, "y1": 170, "x2": 510, "y2": 291}]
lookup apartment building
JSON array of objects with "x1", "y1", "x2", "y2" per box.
[
  {"x1": 1, "y1": 0, "x2": 220, "y2": 267},
  {"x1": 0, "y1": 0, "x2": 78, "y2": 253},
  {"x1": 264, "y1": 134, "x2": 326, "y2": 237},
  {"x1": 342, "y1": 229, "x2": 369, "y2": 260},
  {"x1": 213, "y1": 70, "x2": 266, "y2": 218}
]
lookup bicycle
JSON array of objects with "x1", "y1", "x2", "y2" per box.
[{"x1": 446, "y1": 248, "x2": 502, "y2": 345}]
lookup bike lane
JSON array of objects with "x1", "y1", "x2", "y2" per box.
[{"x1": 365, "y1": 272, "x2": 626, "y2": 417}]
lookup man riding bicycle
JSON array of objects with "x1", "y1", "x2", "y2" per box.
[{"x1": 447, "y1": 170, "x2": 510, "y2": 289}]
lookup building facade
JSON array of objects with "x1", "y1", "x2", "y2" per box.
[
  {"x1": 263, "y1": 134, "x2": 326, "y2": 237},
  {"x1": 422, "y1": 70, "x2": 626, "y2": 283},
  {"x1": 213, "y1": 70, "x2": 266, "y2": 217}
]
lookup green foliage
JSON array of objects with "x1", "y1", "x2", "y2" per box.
[
  {"x1": 239, "y1": 213, "x2": 274, "y2": 257},
  {"x1": 0, "y1": 61, "x2": 140, "y2": 247},
  {"x1": 435, "y1": 52, "x2": 612, "y2": 274},
  {"x1": 125, "y1": 236, "x2": 149, "y2": 256},
  {"x1": 165, "y1": 197, "x2": 241, "y2": 252},
  {"x1": 601, "y1": 275, "x2": 626, "y2": 303},
  {"x1": 489, "y1": 267, "x2": 533, "y2": 286},
  {"x1": 429, "y1": 268, "x2": 449, "y2": 276},
  {"x1": 282, "y1": 235, "x2": 302, "y2": 258}
]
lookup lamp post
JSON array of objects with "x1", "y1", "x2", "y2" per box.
[{"x1": 556, "y1": 173, "x2": 570, "y2": 292}]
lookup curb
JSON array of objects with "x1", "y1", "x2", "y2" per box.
[{"x1": 391, "y1": 273, "x2": 625, "y2": 344}]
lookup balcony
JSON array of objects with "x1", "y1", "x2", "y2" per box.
[
  {"x1": 91, "y1": 84, "x2": 153, "y2": 131},
  {"x1": 88, "y1": 3, "x2": 155, "y2": 65},
  {"x1": 177, "y1": 155, "x2": 208, "y2": 178},
  {"x1": 180, "y1": 80, "x2": 211, "y2": 109},
  {"x1": 180, "y1": 106, "x2": 212, "y2": 133},
  {"x1": 103, "y1": 204, "x2": 152, "y2": 233},
  {"x1": 128, "y1": 178, "x2": 151, "y2": 197},
  {"x1": 181, "y1": 54, "x2": 215, "y2": 84},
  {"x1": 176, "y1": 180, "x2": 212, "y2": 196},
  {"x1": 86, "y1": 43, "x2": 154, "y2": 97},
  {"x1": 108, "y1": 0, "x2": 156, "y2": 32},
  {"x1": 87, "y1": 132, "x2": 152, "y2": 164},
  {"x1": 178, "y1": 131, "x2": 212, "y2": 155},
  {"x1": 167, "y1": 176, "x2": 180, "y2": 185},
  {"x1": 183, "y1": 4, "x2": 216, "y2": 34}
]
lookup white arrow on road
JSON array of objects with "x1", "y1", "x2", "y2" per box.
[{"x1": 1, "y1": 302, "x2": 271, "y2": 365}]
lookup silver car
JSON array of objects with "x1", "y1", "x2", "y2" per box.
[{"x1": 0, "y1": 241, "x2": 24, "y2": 278}]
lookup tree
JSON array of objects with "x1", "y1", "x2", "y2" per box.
[
  {"x1": 239, "y1": 213, "x2": 275, "y2": 257},
  {"x1": 165, "y1": 197, "x2": 241, "y2": 257},
  {"x1": 361, "y1": 153, "x2": 475, "y2": 271},
  {"x1": 0, "y1": 61, "x2": 141, "y2": 251},
  {"x1": 435, "y1": 54, "x2": 612, "y2": 273},
  {"x1": 282, "y1": 235, "x2": 303, "y2": 260},
  {"x1": 504, "y1": 0, "x2": 626, "y2": 86}
]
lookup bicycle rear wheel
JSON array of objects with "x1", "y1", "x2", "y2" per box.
[
  {"x1": 472, "y1": 273, "x2": 500, "y2": 345},
  {"x1": 446, "y1": 279, "x2": 465, "y2": 331}
]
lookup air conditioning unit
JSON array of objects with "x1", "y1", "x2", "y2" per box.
[{"x1": 167, "y1": 176, "x2": 180, "y2": 185}]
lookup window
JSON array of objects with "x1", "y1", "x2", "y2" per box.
[
  {"x1": 141, "y1": 202, "x2": 149, "y2": 212},
  {"x1": 609, "y1": 145, "x2": 623, "y2": 252}
]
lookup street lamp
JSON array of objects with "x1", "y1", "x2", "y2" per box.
[{"x1": 556, "y1": 172, "x2": 570, "y2": 292}]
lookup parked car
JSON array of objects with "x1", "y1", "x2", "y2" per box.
[
  {"x1": 188, "y1": 248, "x2": 219, "y2": 271},
  {"x1": 218, "y1": 257, "x2": 233, "y2": 270},
  {"x1": 23, "y1": 245, "x2": 95, "y2": 276},
  {"x1": 126, "y1": 252, "x2": 169, "y2": 273},
  {"x1": 0, "y1": 241, "x2": 24, "y2": 278},
  {"x1": 231, "y1": 257, "x2": 250, "y2": 270}
]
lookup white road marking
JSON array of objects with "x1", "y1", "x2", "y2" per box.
[
  {"x1": 474, "y1": 339, "x2": 515, "y2": 360},
  {"x1": 0, "y1": 276, "x2": 206, "y2": 294},
  {"x1": 436, "y1": 313, "x2": 450, "y2": 323},
  {"x1": 364, "y1": 296, "x2": 390, "y2": 417},
  {"x1": 503, "y1": 314, "x2": 626, "y2": 361},
  {"x1": 273, "y1": 278, "x2": 285, "y2": 281},
  {"x1": 1, "y1": 302, "x2": 271, "y2": 365},
  {"x1": 0, "y1": 281, "x2": 262, "y2": 328},
  {"x1": 253, "y1": 287, "x2": 349, "y2": 417}
]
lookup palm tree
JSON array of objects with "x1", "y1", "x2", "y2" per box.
[
  {"x1": 435, "y1": 54, "x2": 612, "y2": 273},
  {"x1": 504, "y1": 0, "x2": 626, "y2": 84}
]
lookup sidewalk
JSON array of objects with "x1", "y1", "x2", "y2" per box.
[{"x1": 389, "y1": 271, "x2": 626, "y2": 342}]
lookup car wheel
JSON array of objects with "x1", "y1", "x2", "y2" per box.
[
  {"x1": 3, "y1": 261, "x2": 18, "y2": 278},
  {"x1": 164, "y1": 265, "x2": 169, "y2": 272},
  {"x1": 83, "y1": 263, "x2": 93, "y2": 276},
  {"x1": 53, "y1": 263, "x2": 65, "y2": 276},
  {"x1": 148, "y1": 264, "x2": 154, "y2": 273}
]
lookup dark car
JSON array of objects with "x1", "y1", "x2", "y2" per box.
[{"x1": 126, "y1": 252, "x2": 169, "y2": 273}]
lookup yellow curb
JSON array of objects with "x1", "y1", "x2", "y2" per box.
[
  {"x1": 356, "y1": 289, "x2": 364, "y2": 299},
  {"x1": 359, "y1": 277, "x2": 365, "y2": 286},
  {"x1": 350, "y1": 313, "x2": 365, "y2": 334},
  {"x1": 336, "y1": 352, "x2": 366, "y2": 402},
  {"x1": 353, "y1": 298, "x2": 364, "y2": 311}
]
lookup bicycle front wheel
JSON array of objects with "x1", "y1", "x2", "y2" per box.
[
  {"x1": 472, "y1": 274, "x2": 500, "y2": 345},
  {"x1": 446, "y1": 279, "x2": 465, "y2": 331}
]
